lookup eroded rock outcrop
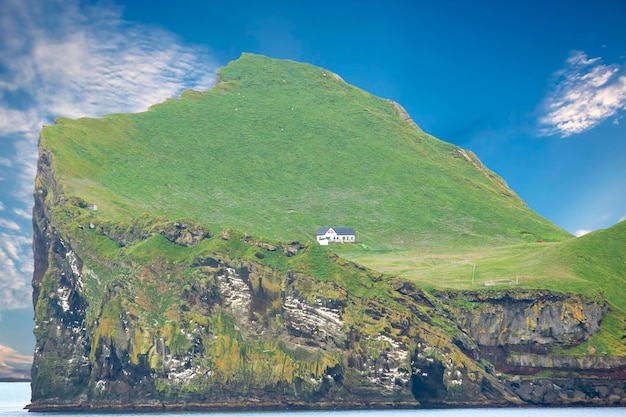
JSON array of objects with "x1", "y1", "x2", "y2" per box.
[
  {"x1": 436, "y1": 290, "x2": 606, "y2": 347},
  {"x1": 424, "y1": 289, "x2": 626, "y2": 405}
]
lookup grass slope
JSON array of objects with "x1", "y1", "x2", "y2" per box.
[
  {"x1": 343, "y1": 220, "x2": 626, "y2": 355},
  {"x1": 344, "y1": 220, "x2": 625, "y2": 309},
  {"x1": 555, "y1": 220, "x2": 626, "y2": 312},
  {"x1": 552, "y1": 220, "x2": 626, "y2": 355},
  {"x1": 41, "y1": 53, "x2": 570, "y2": 250}
]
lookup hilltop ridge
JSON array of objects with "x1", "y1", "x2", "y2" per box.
[{"x1": 42, "y1": 53, "x2": 570, "y2": 250}]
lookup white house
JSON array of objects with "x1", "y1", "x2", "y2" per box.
[{"x1": 316, "y1": 227, "x2": 356, "y2": 245}]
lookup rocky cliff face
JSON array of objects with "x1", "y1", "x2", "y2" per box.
[
  {"x1": 431, "y1": 290, "x2": 626, "y2": 404},
  {"x1": 30, "y1": 144, "x2": 626, "y2": 411},
  {"x1": 435, "y1": 290, "x2": 606, "y2": 347}
]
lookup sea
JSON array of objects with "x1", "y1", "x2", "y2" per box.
[{"x1": 0, "y1": 382, "x2": 623, "y2": 417}]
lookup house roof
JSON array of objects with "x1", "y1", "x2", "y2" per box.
[
  {"x1": 317, "y1": 226, "x2": 332, "y2": 235},
  {"x1": 316, "y1": 227, "x2": 355, "y2": 236}
]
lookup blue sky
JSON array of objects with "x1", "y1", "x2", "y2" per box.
[{"x1": 0, "y1": 0, "x2": 624, "y2": 363}]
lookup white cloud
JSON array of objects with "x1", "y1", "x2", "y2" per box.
[
  {"x1": 0, "y1": 0, "x2": 218, "y2": 312},
  {"x1": 0, "y1": 218, "x2": 21, "y2": 231},
  {"x1": 11, "y1": 135, "x2": 39, "y2": 205},
  {"x1": 575, "y1": 229, "x2": 592, "y2": 237},
  {"x1": 0, "y1": 201, "x2": 3, "y2": 210},
  {"x1": 619, "y1": 216, "x2": 626, "y2": 222},
  {"x1": 0, "y1": 344, "x2": 32, "y2": 379},
  {"x1": 12, "y1": 208, "x2": 31, "y2": 219},
  {"x1": 539, "y1": 51, "x2": 626, "y2": 137},
  {"x1": 0, "y1": 108, "x2": 41, "y2": 135},
  {"x1": 0, "y1": 232, "x2": 32, "y2": 310}
]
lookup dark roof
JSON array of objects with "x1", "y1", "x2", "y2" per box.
[{"x1": 316, "y1": 227, "x2": 355, "y2": 236}]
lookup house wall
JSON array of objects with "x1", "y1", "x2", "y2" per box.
[
  {"x1": 322, "y1": 232, "x2": 354, "y2": 243},
  {"x1": 316, "y1": 228, "x2": 355, "y2": 245}
]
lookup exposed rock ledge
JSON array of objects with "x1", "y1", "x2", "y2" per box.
[
  {"x1": 434, "y1": 290, "x2": 606, "y2": 347},
  {"x1": 508, "y1": 353, "x2": 626, "y2": 371},
  {"x1": 388, "y1": 99, "x2": 421, "y2": 131}
]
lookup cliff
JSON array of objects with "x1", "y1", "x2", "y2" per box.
[
  {"x1": 29, "y1": 156, "x2": 513, "y2": 409},
  {"x1": 29, "y1": 158, "x2": 626, "y2": 409},
  {"x1": 29, "y1": 54, "x2": 626, "y2": 410}
]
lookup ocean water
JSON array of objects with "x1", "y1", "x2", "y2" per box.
[{"x1": 1, "y1": 382, "x2": 623, "y2": 417}]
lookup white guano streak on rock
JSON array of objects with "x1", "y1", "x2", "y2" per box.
[
  {"x1": 54, "y1": 249, "x2": 83, "y2": 312},
  {"x1": 62, "y1": 237, "x2": 83, "y2": 290},
  {"x1": 415, "y1": 342, "x2": 463, "y2": 387},
  {"x1": 165, "y1": 355, "x2": 202, "y2": 384},
  {"x1": 217, "y1": 267, "x2": 251, "y2": 318},
  {"x1": 366, "y1": 334, "x2": 410, "y2": 389},
  {"x1": 95, "y1": 380, "x2": 106, "y2": 391},
  {"x1": 282, "y1": 296, "x2": 344, "y2": 339},
  {"x1": 56, "y1": 286, "x2": 71, "y2": 312},
  {"x1": 84, "y1": 268, "x2": 100, "y2": 285}
]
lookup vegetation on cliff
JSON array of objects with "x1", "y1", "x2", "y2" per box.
[{"x1": 30, "y1": 54, "x2": 626, "y2": 410}]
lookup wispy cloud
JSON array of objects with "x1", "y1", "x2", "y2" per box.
[
  {"x1": 539, "y1": 51, "x2": 626, "y2": 137},
  {"x1": 0, "y1": 218, "x2": 21, "y2": 231},
  {"x1": 0, "y1": 344, "x2": 32, "y2": 379},
  {"x1": 12, "y1": 208, "x2": 31, "y2": 219},
  {"x1": 575, "y1": 229, "x2": 592, "y2": 237},
  {"x1": 0, "y1": 0, "x2": 218, "y2": 311},
  {"x1": 0, "y1": 232, "x2": 32, "y2": 310}
]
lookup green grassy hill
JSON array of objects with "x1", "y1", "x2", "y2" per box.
[
  {"x1": 42, "y1": 53, "x2": 570, "y2": 250},
  {"x1": 343, "y1": 221, "x2": 625, "y2": 309},
  {"x1": 553, "y1": 220, "x2": 626, "y2": 354},
  {"x1": 42, "y1": 53, "x2": 624, "y2": 353},
  {"x1": 32, "y1": 54, "x2": 626, "y2": 409}
]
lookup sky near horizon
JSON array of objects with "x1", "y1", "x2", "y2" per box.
[{"x1": 0, "y1": 0, "x2": 625, "y2": 360}]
